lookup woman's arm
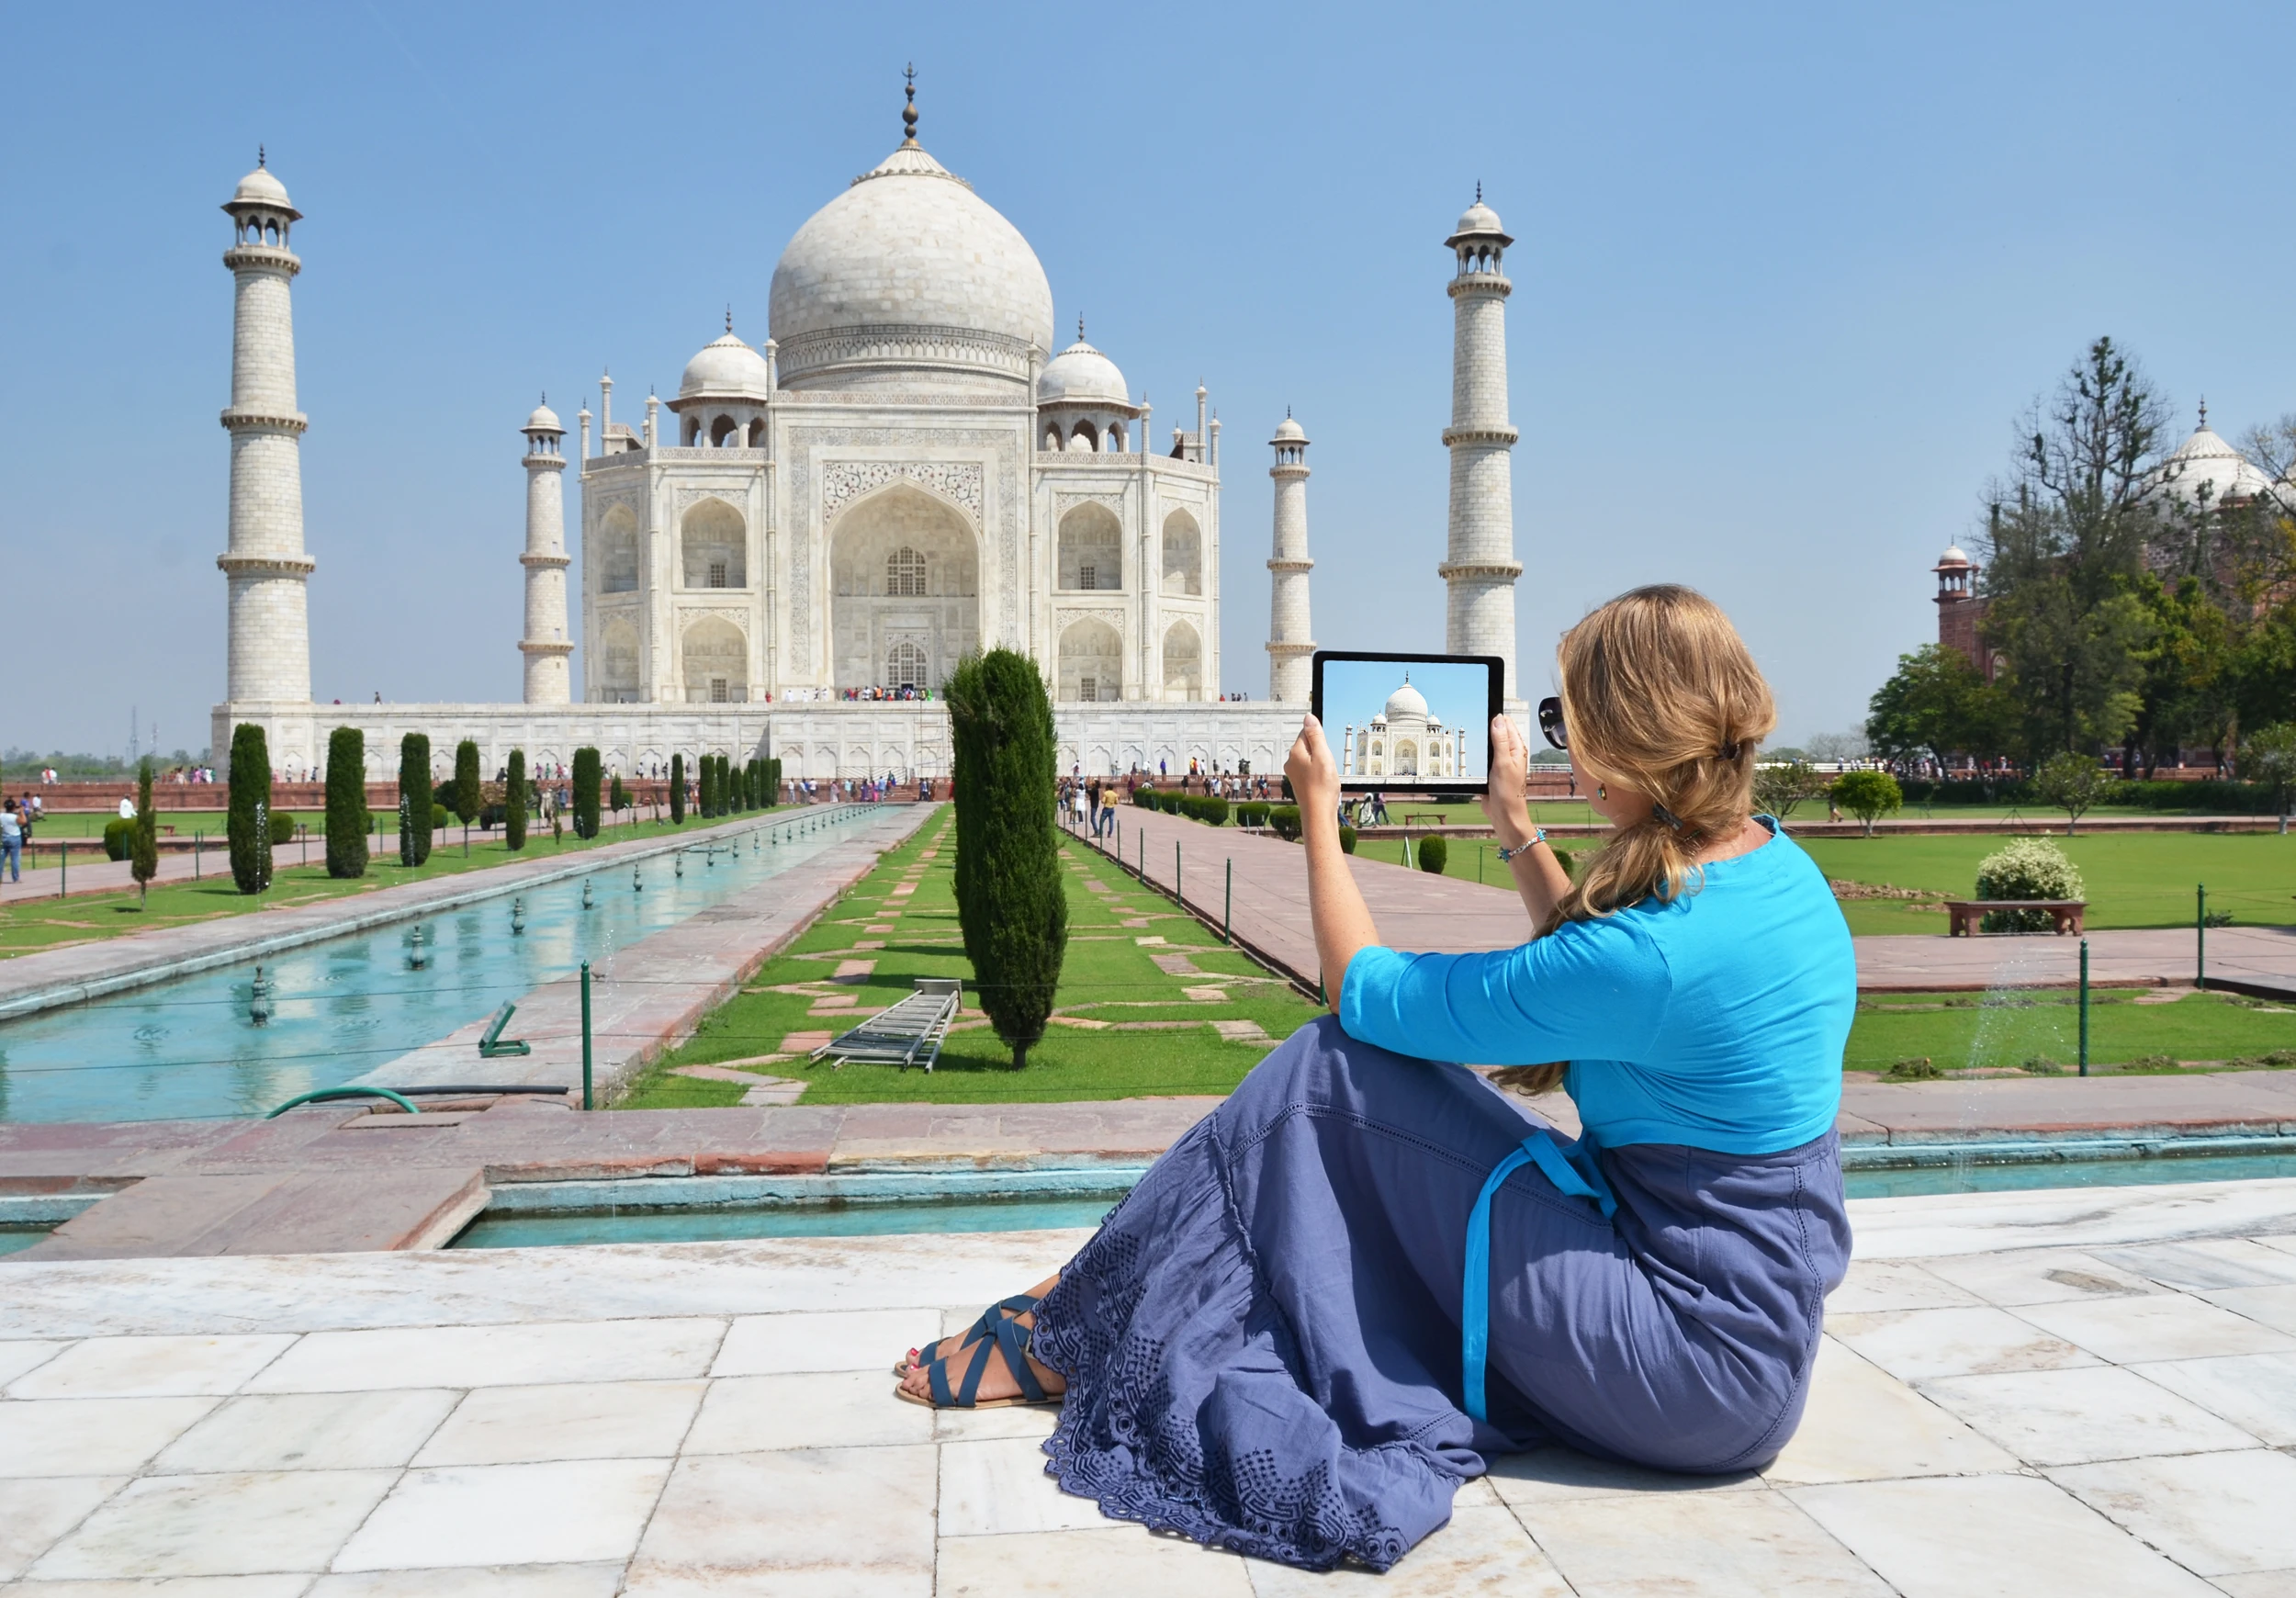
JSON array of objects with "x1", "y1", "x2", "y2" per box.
[
  {"x1": 1480, "y1": 713, "x2": 1572, "y2": 927},
  {"x1": 1284, "y1": 715, "x2": 1378, "y2": 1013}
]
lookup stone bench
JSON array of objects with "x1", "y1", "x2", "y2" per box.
[{"x1": 1943, "y1": 898, "x2": 2087, "y2": 937}]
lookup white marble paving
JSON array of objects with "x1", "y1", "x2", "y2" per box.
[{"x1": 0, "y1": 1178, "x2": 2289, "y2": 1592}]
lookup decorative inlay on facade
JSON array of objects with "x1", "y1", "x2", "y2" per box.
[
  {"x1": 778, "y1": 322, "x2": 1035, "y2": 385},
  {"x1": 822, "y1": 461, "x2": 984, "y2": 525},
  {"x1": 1052, "y1": 605, "x2": 1127, "y2": 633}
]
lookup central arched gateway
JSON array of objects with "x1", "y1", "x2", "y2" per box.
[{"x1": 829, "y1": 484, "x2": 978, "y2": 692}]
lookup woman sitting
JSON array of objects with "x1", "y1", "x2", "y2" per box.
[{"x1": 893, "y1": 585, "x2": 1855, "y2": 1571}]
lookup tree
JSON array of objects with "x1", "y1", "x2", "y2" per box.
[
  {"x1": 572, "y1": 748, "x2": 602, "y2": 839},
  {"x1": 1831, "y1": 770, "x2": 1902, "y2": 837},
  {"x1": 2242, "y1": 724, "x2": 2296, "y2": 833},
  {"x1": 670, "y1": 753, "x2": 686, "y2": 824},
  {"x1": 129, "y1": 758, "x2": 158, "y2": 906},
  {"x1": 609, "y1": 773, "x2": 626, "y2": 816},
  {"x1": 399, "y1": 734, "x2": 433, "y2": 866},
  {"x1": 947, "y1": 648, "x2": 1067, "y2": 1070},
  {"x1": 1417, "y1": 834, "x2": 1448, "y2": 874},
  {"x1": 1752, "y1": 760, "x2": 1829, "y2": 819},
  {"x1": 227, "y1": 722, "x2": 270, "y2": 893},
  {"x1": 1865, "y1": 645, "x2": 2020, "y2": 767},
  {"x1": 505, "y1": 748, "x2": 528, "y2": 850},
  {"x1": 452, "y1": 739, "x2": 481, "y2": 849},
  {"x1": 766, "y1": 757, "x2": 782, "y2": 806},
  {"x1": 2032, "y1": 749, "x2": 2115, "y2": 834},
  {"x1": 325, "y1": 727, "x2": 367, "y2": 878}
]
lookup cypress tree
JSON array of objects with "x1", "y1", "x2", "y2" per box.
[
  {"x1": 730, "y1": 758, "x2": 745, "y2": 813},
  {"x1": 572, "y1": 747, "x2": 602, "y2": 838},
  {"x1": 670, "y1": 753, "x2": 686, "y2": 824},
  {"x1": 767, "y1": 757, "x2": 782, "y2": 806},
  {"x1": 452, "y1": 738, "x2": 480, "y2": 848},
  {"x1": 505, "y1": 748, "x2": 528, "y2": 850},
  {"x1": 399, "y1": 734, "x2": 433, "y2": 866},
  {"x1": 325, "y1": 726, "x2": 367, "y2": 878},
  {"x1": 947, "y1": 648, "x2": 1067, "y2": 1070},
  {"x1": 227, "y1": 722, "x2": 270, "y2": 894},
  {"x1": 130, "y1": 758, "x2": 159, "y2": 906}
]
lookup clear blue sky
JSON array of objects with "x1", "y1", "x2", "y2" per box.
[{"x1": 7, "y1": 3, "x2": 2291, "y2": 760}]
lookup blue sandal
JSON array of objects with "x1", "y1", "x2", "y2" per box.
[
  {"x1": 895, "y1": 1311, "x2": 1060, "y2": 1411},
  {"x1": 894, "y1": 1292, "x2": 1041, "y2": 1376}
]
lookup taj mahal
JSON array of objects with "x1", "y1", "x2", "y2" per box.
[{"x1": 209, "y1": 82, "x2": 1525, "y2": 784}]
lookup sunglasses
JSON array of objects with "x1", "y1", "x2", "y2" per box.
[{"x1": 1536, "y1": 697, "x2": 1567, "y2": 750}]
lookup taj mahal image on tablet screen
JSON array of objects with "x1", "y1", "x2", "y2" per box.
[{"x1": 210, "y1": 81, "x2": 1525, "y2": 783}]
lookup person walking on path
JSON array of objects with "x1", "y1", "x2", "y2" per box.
[
  {"x1": 887, "y1": 585, "x2": 1854, "y2": 1572},
  {"x1": 0, "y1": 800, "x2": 20, "y2": 883}
]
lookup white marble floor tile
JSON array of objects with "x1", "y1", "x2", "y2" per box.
[
  {"x1": 7, "y1": 1336, "x2": 295, "y2": 1401},
  {"x1": 2210, "y1": 1284, "x2": 2296, "y2": 1335},
  {"x1": 0, "y1": 1476, "x2": 126, "y2": 1581},
  {"x1": 247, "y1": 1318, "x2": 725, "y2": 1392},
  {"x1": 2099, "y1": 1239, "x2": 2296, "y2": 1291},
  {"x1": 932, "y1": 1397, "x2": 1064, "y2": 1444},
  {"x1": 0, "y1": 1340, "x2": 70, "y2": 1388},
  {"x1": 1825, "y1": 1259, "x2": 1979, "y2": 1314},
  {"x1": 623, "y1": 1446, "x2": 936, "y2": 1597},
  {"x1": 1482, "y1": 1446, "x2": 1765, "y2": 1505},
  {"x1": 151, "y1": 1390, "x2": 458, "y2": 1474},
  {"x1": 28, "y1": 1469, "x2": 397, "y2": 1581},
  {"x1": 940, "y1": 1435, "x2": 1105, "y2": 1536},
  {"x1": 411, "y1": 1379, "x2": 704, "y2": 1466},
  {"x1": 2051, "y1": 1448, "x2": 2296, "y2": 1577},
  {"x1": 0, "y1": 1397, "x2": 219, "y2": 1478},
  {"x1": 306, "y1": 1561, "x2": 626, "y2": 1596},
  {"x1": 1789, "y1": 1473, "x2": 2222, "y2": 1597},
  {"x1": 2215, "y1": 1573, "x2": 2296, "y2": 1598},
  {"x1": 711, "y1": 1309, "x2": 931, "y2": 1376},
  {"x1": 940, "y1": 1525, "x2": 1258, "y2": 1598},
  {"x1": 1524, "y1": 1483, "x2": 1892, "y2": 1595},
  {"x1": 4, "y1": 1578, "x2": 314, "y2": 1596},
  {"x1": 1241, "y1": 1504, "x2": 1570, "y2": 1596},
  {"x1": 2014, "y1": 1292, "x2": 2296, "y2": 1363},
  {"x1": 1919, "y1": 1366, "x2": 2261, "y2": 1465},
  {"x1": 1918, "y1": 1246, "x2": 2165, "y2": 1305},
  {"x1": 331, "y1": 1458, "x2": 671, "y2": 1570},
  {"x1": 683, "y1": 1371, "x2": 931, "y2": 1453},
  {"x1": 1763, "y1": 1336, "x2": 2018, "y2": 1485},
  {"x1": 1820, "y1": 1305, "x2": 2098, "y2": 1381},
  {"x1": 2133, "y1": 1352, "x2": 2296, "y2": 1446}
]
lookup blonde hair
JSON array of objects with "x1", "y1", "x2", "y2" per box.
[{"x1": 1495, "y1": 584, "x2": 1775, "y2": 1097}]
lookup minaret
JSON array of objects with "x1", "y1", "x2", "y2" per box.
[
  {"x1": 217, "y1": 152, "x2": 315, "y2": 704},
  {"x1": 1441, "y1": 187, "x2": 1524, "y2": 707},
  {"x1": 1266, "y1": 411, "x2": 1315, "y2": 702},
  {"x1": 519, "y1": 399, "x2": 574, "y2": 703}
]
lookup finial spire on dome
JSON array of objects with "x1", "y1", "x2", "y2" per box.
[
  {"x1": 901, "y1": 62, "x2": 918, "y2": 147},
  {"x1": 1077, "y1": 314, "x2": 1085, "y2": 342},
  {"x1": 726, "y1": 305, "x2": 734, "y2": 332},
  {"x1": 258, "y1": 144, "x2": 265, "y2": 168},
  {"x1": 2200, "y1": 397, "x2": 2209, "y2": 430},
  {"x1": 1475, "y1": 180, "x2": 1480, "y2": 203}
]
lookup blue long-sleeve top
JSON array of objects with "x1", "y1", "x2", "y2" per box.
[{"x1": 1339, "y1": 820, "x2": 1855, "y2": 1154}]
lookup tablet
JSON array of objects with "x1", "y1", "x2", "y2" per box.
[{"x1": 1310, "y1": 651, "x2": 1504, "y2": 794}]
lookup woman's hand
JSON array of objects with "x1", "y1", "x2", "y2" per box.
[
  {"x1": 1285, "y1": 715, "x2": 1341, "y2": 826},
  {"x1": 1480, "y1": 714, "x2": 1535, "y2": 850}
]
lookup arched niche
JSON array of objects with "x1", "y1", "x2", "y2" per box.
[
  {"x1": 1162, "y1": 620, "x2": 1202, "y2": 702},
  {"x1": 829, "y1": 483, "x2": 978, "y2": 692},
  {"x1": 1162, "y1": 509, "x2": 1202, "y2": 596},
  {"x1": 681, "y1": 499, "x2": 746, "y2": 590},
  {"x1": 1058, "y1": 616, "x2": 1123, "y2": 703},
  {"x1": 681, "y1": 615, "x2": 748, "y2": 703},
  {"x1": 1058, "y1": 502, "x2": 1122, "y2": 591},
  {"x1": 600, "y1": 617, "x2": 640, "y2": 702},
  {"x1": 599, "y1": 503, "x2": 640, "y2": 594}
]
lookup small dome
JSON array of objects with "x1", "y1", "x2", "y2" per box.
[
  {"x1": 679, "y1": 331, "x2": 772, "y2": 401},
  {"x1": 231, "y1": 163, "x2": 291, "y2": 209},
  {"x1": 2153, "y1": 413, "x2": 2273, "y2": 508},
  {"x1": 1938, "y1": 545, "x2": 1970, "y2": 565},
  {"x1": 1453, "y1": 199, "x2": 1504, "y2": 237},
  {"x1": 1037, "y1": 338, "x2": 1128, "y2": 407},
  {"x1": 1271, "y1": 414, "x2": 1307, "y2": 444},
  {"x1": 524, "y1": 401, "x2": 562, "y2": 433},
  {"x1": 1383, "y1": 679, "x2": 1429, "y2": 721}
]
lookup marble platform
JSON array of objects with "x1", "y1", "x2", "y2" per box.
[{"x1": 1, "y1": 1177, "x2": 2293, "y2": 1593}]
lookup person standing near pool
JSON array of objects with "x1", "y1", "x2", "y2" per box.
[{"x1": 891, "y1": 585, "x2": 1855, "y2": 1572}]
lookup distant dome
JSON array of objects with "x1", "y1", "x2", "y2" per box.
[
  {"x1": 769, "y1": 140, "x2": 1054, "y2": 391},
  {"x1": 2153, "y1": 411, "x2": 2273, "y2": 507},
  {"x1": 1452, "y1": 199, "x2": 1504, "y2": 237},
  {"x1": 1938, "y1": 545, "x2": 1971, "y2": 565},
  {"x1": 1272, "y1": 414, "x2": 1307, "y2": 444},
  {"x1": 1037, "y1": 337, "x2": 1128, "y2": 407},
  {"x1": 224, "y1": 161, "x2": 298, "y2": 220},
  {"x1": 524, "y1": 401, "x2": 562, "y2": 432},
  {"x1": 679, "y1": 331, "x2": 772, "y2": 401},
  {"x1": 1384, "y1": 679, "x2": 1429, "y2": 721}
]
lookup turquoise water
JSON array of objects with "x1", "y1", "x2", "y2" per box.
[
  {"x1": 0, "y1": 1226, "x2": 50, "y2": 1255},
  {"x1": 1843, "y1": 1150, "x2": 2296, "y2": 1198},
  {"x1": 0, "y1": 808, "x2": 873, "y2": 1124}
]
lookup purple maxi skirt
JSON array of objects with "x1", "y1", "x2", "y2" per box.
[{"x1": 1032, "y1": 1016, "x2": 1851, "y2": 1571}]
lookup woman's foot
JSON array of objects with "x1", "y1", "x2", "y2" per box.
[
  {"x1": 897, "y1": 1275, "x2": 1059, "y2": 1376},
  {"x1": 897, "y1": 1307, "x2": 1066, "y2": 1407}
]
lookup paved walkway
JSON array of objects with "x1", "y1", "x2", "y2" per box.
[
  {"x1": 1, "y1": 1177, "x2": 2292, "y2": 1592},
  {"x1": 1086, "y1": 807, "x2": 2296, "y2": 996}
]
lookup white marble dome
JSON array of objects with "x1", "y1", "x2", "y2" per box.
[
  {"x1": 1452, "y1": 199, "x2": 1504, "y2": 238},
  {"x1": 1272, "y1": 414, "x2": 1307, "y2": 444},
  {"x1": 231, "y1": 164, "x2": 291, "y2": 208},
  {"x1": 1037, "y1": 337, "x2": 1128, "y2": 407},
  {"x1": 2153, "y1": 412, "x2": 2273, "y2": 507},
  {"x1": 1939, "y1": 545, "x2": 1971, "y2": 565},
  {"x1": 1384, "y1": 679, "x2": 1429, "y2": 721},
  {"x1": 679, "y1": 331, "x2": 772, "y2": 400},
  {"x1": 769, "y1": 141, "x2": 1055, "y2": 390},
  {"x1": 524, "y1": 401, "x2": 562, "y2": 433}
]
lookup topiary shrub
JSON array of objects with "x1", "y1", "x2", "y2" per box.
[
  {"x1": 1975, "y1": 838, "x2": 2086, "y2": 932},
  {"x1": 505, "y1": 748, "x2": 528, "y2": 850},
  {"x1": 399, "y1": 734, "x2": 433, "y2": 867},
  {"x1": 325, "y1": 727, "x2": 366, "y2": 879},
  {"x1": 427, "y1": 803, "x2": 449, "y2": 835},
  {"x1": 1235, "y1": 801, "x2": 1272, "y2": 827},
  {"x1": 1417, "y1": 834, "x2": 1449, "y2": 874},
  {"x1": 1179, "y1": 794, "x2": 1229, "y2": 826},
  {"x1": 272, "y1": 808, "x2": 299, "y2": 848},
  {"x1": 1831, "y1": 770, "x2": 1903, "y2": 836},
  {"x1": 452, "y1": 739, "x2": 481, "y2": 834},
  {"x1": 670, "y1": 753, "x2": 686, "y2": 824},
  {"x1": 572, "y1": 748, "x2": 602, "y2": 839},
  {"x1": 948, "y1": 647, "x2": 1067, "y2": 1071},
  {"x1": 609, "y1": 773, "x2": 627, "y2": 814},
  {"x1": 229, "y1": 722, "x2": 271, "y2": 893},
  {"x1": 1269, "y1": 805, "x2": 1302, "y2": 841},
  {"x1": 1339, "y1": 824, "x2": 1357, "y2": 854},
  {"x1": 130, "y1": 759, "x2": 158, "y2": 904},
  {"x1": 103, "y1": 817, "x2": 133, "y2": 861}
]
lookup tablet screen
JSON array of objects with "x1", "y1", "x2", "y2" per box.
[{"x1": 1310, "y1": 652, "x2": 1504, "y2": 793}]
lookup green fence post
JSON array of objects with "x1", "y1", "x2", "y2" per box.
[
  {"x1": 1224, "y1": 858, "x2": 1232, "y2": 945},
  {"x1": 194, "y1": 831, "x2": 200, "y2": 881},
  {"x1": 580, "y1": 960, "x2": 594, "y2": 1111},
  {"x1": 2197, "y1": 883, "x2": 2207, "y2": 991},
  {"x1": 59, "y1": 839, "x2": 65, "y2": 899},
  {"x1": 1176, "y1": 840, "x2": 1182, "y2": 906},
  {"x1": 2078, "y1": 938, "x2": 2090, "y2": 1076}
]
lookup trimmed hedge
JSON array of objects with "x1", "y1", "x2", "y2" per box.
[
  {"x1": 1235, "y1": 800, "x2": 1273, "y2": 827},
  {"x1": 505, "y1": 748, "x2": 527, "y2": 850},
  {"x1": 452, "y1": 739, "x2": 481, "y2": 828},
  {"x1": 103, "y1": 817, "x2": 133, "y2": 861},
  {"x1": 1894, "y1": 775, "x2": 2268, "y2": 813},
  {"x1": 1269, "y1": 805, "x2": 1302, "y2": 841},
  {"x1": 1339, "y1": 824, "x2": 1357, "y2": 854},
  {"x1": 325, "y1": 727, "x2": 366, "y2": 879},
  {"x1": 1417, "y1": 834, "x2": 1449, "y2": 874},
  {"x1": 229, "y1": 722, "x2": 270, "y2": 893},
  {"x1": 273, "y1": 809, "x2": 300, "y2": 848},
  {"x1": 572, "y1": 748, "x2": 602, "y2": 839},
  {"x1": 670, "y1": 753, "x2": 686, "y2": 824},
  {"x1": 130, "y1": 759, "x2": 158, "y2": 901},
  {"x1": 398, "y1": 734, "x2": 433, "y2": 867}
]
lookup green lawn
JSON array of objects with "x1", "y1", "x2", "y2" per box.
[
  {"x1": 1848, "y1": 988, "x2": 2296, "y2": 1074},
  {"x1": 617, "y1": 816, "x2": 1324, "y2": 1108}
]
